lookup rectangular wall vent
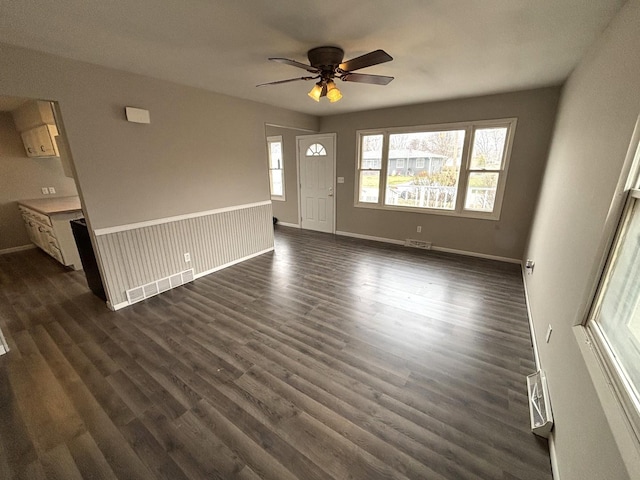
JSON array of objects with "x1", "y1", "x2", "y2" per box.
[
  {"x1": 527, "y1": 370, "x2": 554, "y2": 438},
  {"x1": 405, "y1": 239, "x2": 432, "y2": 250},
  {"x1": 125, "y1": 268, "x2": 194, "y2": 305},
  {"x1": 126, "y1": 286, "x2": 145, "y2": 304},
  {"x1": 157, "y1": 277, "x2": 171, "y2": 293}
]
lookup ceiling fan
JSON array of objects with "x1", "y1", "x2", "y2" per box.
[{"x1": 257, "y1": 46, "x2": 394, "y2": 103}]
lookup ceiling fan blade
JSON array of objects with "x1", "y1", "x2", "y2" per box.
[
  {"x1": 340, "y1": 73, "x2": 394, "y2": 85},
  {"x1": 269, "y1": 57, "x2": 319, "y2": 73},
  {"x1": 256, "y1": 76, "x2": 317, "y2": 87},
  {"x1": 339, "y1": 49, "x2": 393, "y2": 72}
]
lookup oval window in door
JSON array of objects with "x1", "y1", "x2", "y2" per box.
[{"x1": 306, "y1": 143, "x2": 327, "y2": 156}]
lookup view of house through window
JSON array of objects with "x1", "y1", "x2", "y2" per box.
[
  {"x1": 267, "y1": 135, "x2": 285, "y2": 200},
  {"x1": 356, "y1": 119, "x2": 516, "y2": 219},
  {"x1": 385, "y1": 130, "x2": 465, "y2": 210}
]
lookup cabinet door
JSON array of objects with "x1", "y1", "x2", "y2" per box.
[
  {"x1": 20, "y1": 125, "x2": 58, "y2": 157},
  {"x1": 23, "y1": 218, "x2": 39, "y2": 244},
  {"x1": 32, "y1": 125, "x2": 57, "y2": 157},
  {"x1": 20, "y1": 130, "x2": 38, "y2": 157}
]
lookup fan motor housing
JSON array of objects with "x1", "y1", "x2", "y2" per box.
[{"x1": 307, "y1": 46, "x2": 345, "y2": 70}]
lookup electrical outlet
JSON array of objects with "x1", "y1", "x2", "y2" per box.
[
  {"x1": 545, "y1": 325, "x2": 553, "y2": 343},
  {"x1": 41, "y1": 187, "x2": 49, "y2": 195},
  {"x1": 417, "y1": 226, "x2": 422, "y2": 233},
  {"x1": 48, "y1": 187, "x2": 56, "y2": 194},
  {"x1": 184, "y1": 253, "x2": 191, "y2": 262}
]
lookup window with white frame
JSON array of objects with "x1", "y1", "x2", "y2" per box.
[
  {"x1": 587, "y1": 176, "x2": 640, "y2": 440},
  {"x1": 267, "y1": 136, "x2": 285, "y2": 200},
  {"x1": 355, "y1": 119, "x2": 517, "y2": 219}
]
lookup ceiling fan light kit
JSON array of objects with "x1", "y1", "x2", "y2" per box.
[
  {"x1": 258, "y1": 46, "x2": 394, "y2": 103},
  {"x1": 308, "y1": 82, "x2": 324, "y2": 102}
]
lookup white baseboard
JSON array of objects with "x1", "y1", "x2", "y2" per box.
[
  {"x1": 276, "y1": 222, "x2": 300, "y2": 228},
  {"x1": 431, "y1": 245, "x2": 520, "y2": 264},
  {"x1": 521, "y1": 266, "x2": 556, "y2": 478},
  {"x1": 109, "y1": 247, "x2": 275, "y2": 311},
  {"x1": 194, "y1": 247, "x2": 274, "y2": 279},
  {"x1": 0, "y1": 244, "x2": 36, "y2": 255},
  {"x1": 336, "y1": 230, "x2": 405, "y2": 245},
  {"x1": 336, "y1": 230, "x2": 520, "y2": 263},
  {"x1": 549, "y1": 432, "x2": 560, "y2": 479},
  {"x1": 521, "y1": 266, "x2": 541, "y2": 370}
]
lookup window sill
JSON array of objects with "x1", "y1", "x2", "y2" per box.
[
  {"x1": 270, "y1": 197, "x2": 286, "y2": 202},
  {"x1": 353, "y1": 202, "x2": 501, "y2": 221}
]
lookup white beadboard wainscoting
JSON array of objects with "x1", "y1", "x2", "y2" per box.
[{"x1": 93, "y1": 201, "x2": 274, "y2": 309}]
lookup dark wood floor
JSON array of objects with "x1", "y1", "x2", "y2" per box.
[{"x1": 0, "y1": 226, "x2": 552, "y2": 479}]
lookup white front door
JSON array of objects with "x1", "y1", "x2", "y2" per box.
[{"x1": 297, "y1": 134, "x2": 336, "y2": 233}]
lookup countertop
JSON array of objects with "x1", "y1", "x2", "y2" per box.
[{"x1": 19, "y1": 196, "x2": 82, "y2": 215}]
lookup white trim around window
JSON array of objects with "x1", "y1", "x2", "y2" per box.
[
  {"x1": 354, "y1": 118, "x2": 517, "y2": 220},
  {"x1": 267, "y1": 135, "x2": 285, "y2": 201},
  {"x1": 580, "y1": 115, "x2": 640, "y2": 472}
]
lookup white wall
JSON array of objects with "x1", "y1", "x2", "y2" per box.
[{"x1": 524, "y1": 1, "x2": 640, "y2": 478}]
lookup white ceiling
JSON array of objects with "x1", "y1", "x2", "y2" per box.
[{"x1": 0, "y1": 0, "x2": 626, "y2": 116}]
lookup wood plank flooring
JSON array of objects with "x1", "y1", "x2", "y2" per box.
[{"x1": 0, "y1": 226, "x2": 552, "y2": 479}]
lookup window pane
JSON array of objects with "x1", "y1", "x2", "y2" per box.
[
  {"x1": 306, "y1": 143, "x2": 327, "y2": 156},
  {"x1": 464, "y1": 172, "x2": 498, "y2": 211},
  {"x1": 269, "y1": 142, "x2": 282, "y2": 169},
  {"x1": 361, "y1": 134, "x2": 383, "y2": 169},
  {"x1": 359, "y1": 171, "x2": 380, "y2": 203},
  {"x1": 470, "y1": 127, "x2": 507, "y2": 170},
  {"x1": 596, "y1": 201, "x2": 640, "y2": 407},
  {"x1": 270, "y1": 170, "x2": 283, "y2": 196},
  {"x1": 385, "y1": 130, "x2": 465, "y2": 210}
]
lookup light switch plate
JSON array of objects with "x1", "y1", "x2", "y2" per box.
[
  {"x1": 337, "y1": 177, "x2": 345, "y2": 184},
  {"x1": 41, "y1": 187, "x2": 49, "y2": 195},
  {"x1": 48, "y1": 187, "x2": 56, "y2": 194}
]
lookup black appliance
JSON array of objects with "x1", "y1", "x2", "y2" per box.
[{"x1": 71, "y1": 218, "x2": 107, "y2": 301}]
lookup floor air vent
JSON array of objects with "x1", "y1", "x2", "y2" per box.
[
  {"x1": 405, "y1": 239, "x2": 432, "y2": 250},
  {"x1": 126, "y1": 268, "x2": 195, "y2": 305}
]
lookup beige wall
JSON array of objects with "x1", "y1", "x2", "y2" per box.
[
  {"x1": 0, "y1": 43, "x2": 318, "y2": 230},
  {"x1": 0, "y1": 42, "x2": 317, "y2": 307},
  {"x1": 320, "y1": 87, "x2": 560, "y2": 260},
  {"x1": 524, "y1": 1, "x2": 640, "y2": 479},
  {"x1": 0, "y1": 111, "x2": 78, "y2": 251},
  {"x1": 265, "y1": 125, "x2": 305, "y2": 225}
]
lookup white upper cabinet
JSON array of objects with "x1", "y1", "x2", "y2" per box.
[
  {"x1": 21, "y1": 124, "x2": 59, "y2": 157},
  {"x1": 12, "y1": 100, "x2": 60, "y2": 158}
]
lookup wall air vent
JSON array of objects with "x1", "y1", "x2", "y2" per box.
[
  {"x1": 126, "y1": 286, "x2": 145, "y2": 304},
  {"x1": 125, "y1": 268, "x2": 194, "y2": 305},
  {"x1": 527, "y1": 370, "x2": 554, "y2": 437},
  {"x1": 405, "y1": 239, "x2": 432, "y2": 250},
  {"x1": 157, "y1": 277, "x2": 171, "y2": 293},
  {"x1": 182, "y1": 269, "x2": 194, "y2": 283}
]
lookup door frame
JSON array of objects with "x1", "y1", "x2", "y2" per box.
[{"x1": 296, "y1": 133, "x2": 337, "y2": 234}]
